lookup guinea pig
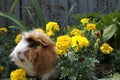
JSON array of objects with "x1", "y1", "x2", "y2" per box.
[{"x1": 9, "y1": 30, "x2": 57, "y2": 80}]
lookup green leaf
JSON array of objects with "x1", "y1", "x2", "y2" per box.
[
  {"x1": 102, "y1": 24, "x2": 117, "y2": 42},
  {"x1": 9, "y1": 26, "x2": 21, "y2": 30},
  {"x1": 0, "y1": 12, "x2": 29, "y2": 31},
  {"x1": 10, "y1": 0, "x2": 19, "y2": 12},
  {"x1": 30, "y1": 0, "x2": 47, "y2": 28},
  {"x1": 101, "y1": 10, "x2": 120, "y2": 25},
  {"x1": 68, "y1": 51, "x2": 78, "y2": 61},
  {"x1": 84, "y1": 12, "x2": 102, "y2": 19},
  {"x1": 26, "y1": 8, "x2": 36, "y2": 27}
]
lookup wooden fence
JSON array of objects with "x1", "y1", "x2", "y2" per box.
[{"x1": 0, "y1": 0, "x2": 120, "y2": 27}]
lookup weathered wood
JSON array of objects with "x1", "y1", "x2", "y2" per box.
[
  {"x1": 0, "y1": 0, "x2": 119, "y2": 27},
  {"x1": 58, "y1": 0, "x2": 69, "y2": 27},
  {"x1": 107, "y1": 0, "x2": 118, "y2": 13},
  {"x1": 87, "y1": 0, "x2": 97, "y2": 12},
  {"x1": 13, "y1": 0, "x2": 20, "y2": 18},
  {"x1": 0, "y1": 0, "x2": 6, "y2": 27},
  {"x1": 21, "y1": 0, "x2": 32, "y2": 27},
  {"x1": 78, "y1": 0, "x2": 88, "y2": 13},
  {"x1": 68, "y1": 0, "x2": 78, "y2": 26},
  {"x1": 40, "y1": 0, "x2": 51, "y2": 22},
  {"x1": 5, "y1": 0, "x2": 13, "y2": 12}
]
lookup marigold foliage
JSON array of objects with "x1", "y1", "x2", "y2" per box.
[
  {"x1": 10, "y1": 68, "x2": 27, "y2": 80},
  {"x1": 100, "y1": 43, "x2": 113, "y2": 54}
]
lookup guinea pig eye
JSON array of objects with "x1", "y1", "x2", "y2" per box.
[{"x1": 29, "y1": 42, "x2": 36, "y2": 48}]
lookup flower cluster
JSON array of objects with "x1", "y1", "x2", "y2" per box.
[
  {"x1": 55, "y1": 18, "x2": 114, "y2": 79},
  {"x1": 10, "y1": 68, "x2": 27, "y2": 80},
  {"x1": 56, "y1": 28, "x2": 90, "y2": 54}
]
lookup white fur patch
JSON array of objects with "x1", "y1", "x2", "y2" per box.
[{"x1": 10, "y1": 34, "x2": 35, "y2": 76}]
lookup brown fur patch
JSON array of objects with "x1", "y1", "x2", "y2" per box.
[{"x1": 24, "y1": 30, "x2": 57, "y2": 76}]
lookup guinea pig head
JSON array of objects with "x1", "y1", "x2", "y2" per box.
[{"x1": 9, "y1": 30, "x2": 57, "y2": 77}]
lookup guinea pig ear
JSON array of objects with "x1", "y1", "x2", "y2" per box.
[{"x1": 37, "y1": 39, "x2": 48, "y2": 47}]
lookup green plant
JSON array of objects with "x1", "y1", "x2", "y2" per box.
[
  {"x1": 55, "y1": 16, "x2": 117, "y2": 79},
  {"x1": 0, "y1": 28, "x2": 18, "y2": 78},
  {"x1": 72, "y1": 11, "x2": 120, "y2": 48},
  {"x1": 0, "y1": 0, "x2": 120, "y2": 80},
  {"x1": 109, "y1": 73, "x2": 120, "y2": 80}
]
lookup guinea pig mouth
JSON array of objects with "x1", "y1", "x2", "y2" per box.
[
  {"x1": 18, "y1": 56, "x2": 25, "y2": 62},
  {"x1": 19, "y1": 58, "x2": 25, "y2": 62}
]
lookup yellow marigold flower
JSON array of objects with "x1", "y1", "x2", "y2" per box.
[
  {"x1": 0, "y1": 27, "x2": 7, "y2": 34},
  {"x1": 35, "y1": 28, "x2": 44, "y2": 32},
  {"x1": 86, "y1": 23, "x2": 96, "y2": 31},
  {"x1": 46, "y1": 21, "x2": 60, "y2": 32},
  {"x1": 70, "y1": 28, "x2": 83, "y2": 36},
  {"x1": 72, "y1": 35, "x2": 89, "y2": 52},
  {"x1": 56, "y1": 50, "x2": 67, "y2": 55},
  {"x1": 10, "y1": 68, "x2": 27, "y2": 80},
  {"x1": 100, "y1": 43, "x2": 113, "y2": 54},
  {"x1": 15, "y1": 34, "x2": 22, "y2": 44},
  {"x1": 46, "y1": 30, "x2": 54, "y2": 37},
  {"x1": 56, "y1": 35, "x2": 72, "y2": 55},
  {"x1": 0, "y1": 66, "x2": 4, "y2": 72},
  {"x1": 80, "y1": 18, "x2": 89, "y2": 24}
]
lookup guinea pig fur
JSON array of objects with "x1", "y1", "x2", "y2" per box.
[{"x1": 10, "y1": 30, "x2": 57, "y2": 80}]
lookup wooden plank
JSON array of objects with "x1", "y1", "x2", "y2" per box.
[
  {"x1": 87, "y1": 0, "x2": 97, "y2": 12},
  {"x1": 0, "y1": 0, "x2": 6, "y2": 27},
  {"x1": 49, "y1": 0, "x2": 56, "y2": 21},
  {"x1": 78, "y1": 0, "x2": 88, "y2": 13},
  {"x1": 107, "y1": 0, "x2": 118, "y2": 13},
  {"x1": 0, "y1": 0, "x2": 120, "y2": 27},
  {"x1": 95, "y1": 0, "x2": 104, "y2": 14},
  {"x1": 40, "y1": 0, "x2": 51, "y2": 22},
  {"x1": 13, "y1": 0, "x2": 20, "y2": 18},
  {"x1": 58, "y1": 0, "x2": 69, "y2": 27},
  {"x1": 118, "y1": 0, "x2": 120, "y2": 11},
  {"x1": 69, "y1": 0, "x2": 79, "y2": 25},
  {"x1": 21, "y1": 0, "x2": 32, "y2": 27},
  {"x1": 5, "y1": 0, "x2": 13, "y2": 12}
]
